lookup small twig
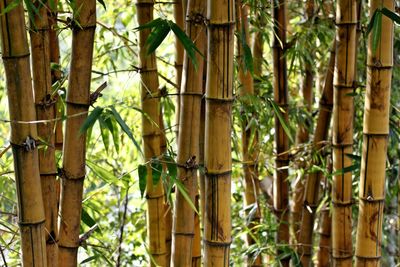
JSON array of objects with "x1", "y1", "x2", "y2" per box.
[
  {"x1": 0, "y1": 245, "x2": 8, "y2": 267},
  {"x1": 79, "y1": 224, "x2": 99, "y2": 245},
  {"x1": 90, "y1": 82, "x2": 108, "y2": 106}
]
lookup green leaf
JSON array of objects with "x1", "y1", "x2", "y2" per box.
[
  {"x1": 138, "y1": 164, "x2": 147, "y2": 198},
  {"x1": 345, "y1": 153, "x2": 361, "y2": 162},
  {"x1": 97, "y1": 0, "x2": 106, "y2": 10},
  {"x1": 81, "y1": 208, "x2": 96, "y2": 227},
  {"x1": 243, "y1": 41, "x2": 254, "y2": 75},
  {"x1": 268, "y1": 99, "x2": 294, "y2": 143},
  {"x1": 145, "y1": 20, "x2": 170, "y2": 55},
  {"x1": 175, "y1": 179, "x2": 199, "y2": 214},
  {"x1": 372, "y1": 10, "x2": 382, "y2": 53},
  {"x1": 134, "y1": 17, "x2": 164, "y2": 31},
  {"x1": 366, "y1": 9, "x2": 378, "y2": 36},
  {"x1": 381, "y1": 7, "x2": 400, "y2": 24},
  {"x1": 1, "y1": 0, "x2": 21, "y2": 16},
  {"x1": 80, "y1": 255, "x2": 100, "y2": 264},
  {"x1": 98, "y1": 116, "x2": 110, "y2": 153},
  {"x1": 151, "y1": 158, "x2": 163, "y2": 185},
  {"x1": 170, "y1": 20, "x2": 202, "y2": 69},
  {"x1": 164, "y1": 155, "x2": 177, "y2": 179},
  {"x1": 331, "y1": 163, "x2": 360, "y2": 176},
  {"x1": 87, "y1": 160, "x2": 125, "y2": 187},
  {"x1": 80, "y1": 107, "x2": 103, "y2": 134},
  {"x1": 110, "y1": 107, "x2": 142, "y2": 155}
]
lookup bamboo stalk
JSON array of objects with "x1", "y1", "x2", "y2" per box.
[
  {"x1": 331, "y1": 0, "x2": 357, "y2": 265},
  {"x1": 203, "y1": 0, "x2": 235, "y2": 265},
  {"x1": 174, "y1": 0, "x2": 185, "y2": 140},
  {"x1": 58, "y1": 1, "x2": 96, "y2": 266},
  {"x1": 297, "y1": 41, "x2": 335, "y2": 266},
  {"x1": 47, "y1": 0, "x2": 64, "y2": 150},
  {"x1": 235, "y1": 1, "x2": 262, "y2": 266},
  {"x1": 355, "y1": 0, "x2": 394, "y2": 265},
  {"x1": 0, "y1": 1, "x2": 47, "y2": 266},
  {"x1": 30, "y1": 3, "x2": 59, "y2": 266},
  {"x1": 271, "y1": 0, "x2": 290, "y2": 265},
  {"x1": 316, "y1": 159, "x2": 333, "y2": 267},
  {"x1": 136, "y1": 1, "x2": 166, "y2": 265},
  {"x1": 192, "y1": 192, "x2": 202, "y2": 266},
  {"x1": 291, "y1": 0, "x2": 315, "y2": 245},
  {"x1": 171, "y1": 0, "x2": 207, "y2": 265}
]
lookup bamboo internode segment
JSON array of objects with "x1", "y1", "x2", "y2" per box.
[
  {"x1": 171, "y1": 0, "x2": 206, "y2": 265},
  {"x1": 136, "y1": 1, "x2": 167, "y2": 266},
  {"x1": 58, "y1": 0, "x2": 96, "y2": 266},
  {"x1": 204, "y1": 0, "x2": 234, "y2": 265},
  {"x1": 271, "y1": 0, "x2": 290, "y2": 265},
  {"x1": 298, "y1": 42, "x2": 335, "y2": 267},
  {"x1": 355, "y1": 1, "x2": 394, "y2": 265},
  {"x1": 332, "y1": 0, "x2": 357, "y2": 265},
  {"x1": 30, "y1": 3, "x2": 59, "y2": 266},
  {"x1": 0, "y1": 1, "x2": 47, "y2": 266}
]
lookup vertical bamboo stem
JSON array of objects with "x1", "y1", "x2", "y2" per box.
[
  {"x1": 331, "y1": 1, "x2": 357, "y2": 265},
  {"x1": 271, "y1": 0, "x2": 290, "y2": 265},
  {"x1": 204, "y1": 0, "x2": 235, "y2": 265},
  {"x1": 0, "y1": 1, "x2": 47, "y2": 266},
  {"x1": 291, "y1": 0, "x2": 315, "y2": 245},
  {"x1": 355, "y1": 1, "x2": 394, "y2": 265},
  {"x1": 30, "y1": 3, "x2": 59, "y2": 266},
  {"x1": 136, "y1": 1, "x2": 166, "y2": 266},
  {"x1": 171, "y1": 0, "x2": 207, "y2": 265},
  {"x1": 58, "y1": 1, "x2": 96, "y2": 266},
  {"x1": 297, "y1": 41, "x2": 335, "y2": 266},
  {"x1": 235, "y1": 1, "x2": 262, "y2": 266},
  {"x1": 174, "y1": 0, "x2": 185, "y2": 140}
]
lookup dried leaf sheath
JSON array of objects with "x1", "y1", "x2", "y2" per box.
[
  {"x1": 355, "y1": 0, "x2": 394, "y2": 265},
  {"x1": 30, "y1": 3, "x2": 59, "y2": 266},
  {"x1": 136, "y1": 0, "x2": 166, "y2": 266},
  {"x1": 203, "y1": 0, "x2": 235, "y2": 266},
  {"x1": 58, "y1": 0, "x2": 96, "y2": 266},
  {"x1": 331, "y1": 0, "x2": 357, "y2": 265},
  {"x1": 171, "y1": 0, "x2": 206, "y2": 265},
  {"x1": 271, "y1": 0, "x2": 290, "y2": 265},
  {"x1": 0, "y1": 1, "x2": 47, "y2": 266}
]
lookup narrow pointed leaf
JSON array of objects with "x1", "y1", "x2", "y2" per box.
[
  {"x1": 138, "y1": 164, "x2": 147, "y2": 198},
  {"x1": 80, "y1": 107, "x2": 103, "y2": 134}
]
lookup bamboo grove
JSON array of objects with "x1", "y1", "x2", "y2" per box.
[{"x1": 0, "y1": 0, "x2": 400, "y2": 266}]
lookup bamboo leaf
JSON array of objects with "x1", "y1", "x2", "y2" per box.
[
  {"x1": 345, "y1": 153, "x2": 361, "y2": 162},
  {"x1": 145, "y1": 20, "x2": 170, "y2": 55},
  {"x1": 170, "y1": 20, "x2": 202, "y2": 69},
  {"x1": 268, "y1": 99, "x2": 294, "y2": 143},
  {"x1": 175, "y1": 179, "x2": 199, "y2": 214},
  {"x1": 331, "y1": 163, "x2": 360, "y2": 176},
  {"x1": 81, "y1": 208, "x2": 96, "y2": 227},
  {"x1": 80, "y1": 107, "x2": 103, "y2": 134},
  {"x1": 80, "y1": 255, "x2": 100, "y2": 264},
  {"x1": 381, "y1": 7, "x2": 400, "y2": 24},
  {"x1": 103, "y1": 114, "x2": 120, "y2": 153},
  {"x1": 164, "y1": 155, "x2": 177, "y2": 179},
  {"x1": 1, "y1": 0, "x2": 21, "y2": 16},
  {"x1": 134, "y1": 17, "x2": 164, "y2": 31},
  {"x1": 138, "y1": 164, "x2": 147, "y2": 198},
  {"x1": 110, "y1": 107, "x2": 142, "y2": 155},
  {"x1": 372, "y1": 11, "x2": 382, "y2": 53},
  {"x1": 97, "y1": 0, "x2": 106, "y2": 10},
  {"x1": 87, "y1": 160, "x2": 125, "y2": 187},
  {"x1": 243, "y1": 41, "x2": 254, "y2": 75},
  {"x1": 98, "y1": 117, "x2": 110, "y2": 153},
  {"x1": 366, "y1": 9, "x2": 378, "y2": 36},
  {"x1": 151, "y1": 158, "x2": 163, "y2": 185}
]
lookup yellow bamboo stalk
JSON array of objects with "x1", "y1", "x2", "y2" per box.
[
  {"x1": 192, "y1": 192, "x2": 202, "y2": 266},
  {"x1": 58, "y1": 1, "x2": 96, "y2": 266},
  {"x1": 331, "y1": 0, "x2": 357, "y2": 265},
  {"x1": 203, "y1": 0, "x2": 235, "y2": 265},
  {"x1": 47, "y1": 0, "x2": 64, "y2": 150},
  {"x1": 297, "y1": 41, "x2": 335, "y2": 266},
  {"x1": 174, "y1": 0, "x2": 185, "y2": 139},
  {"x1": 171, "y1": 0, "x2": 206, "y2": 265},
  {"x1": 271, "y1": 0, "x2": 290, "y2": 265},
  {"x1": 0, "y1": 1, "x2": 47, "y2": 266},
  {"x1": 355, "y1": 0, "x2": 394, "y2": 265},
  {"x1": 136, "y1": 1, "x2": 166, "y2": 265},
  {"x1": 235, "y1": 1, "x2": 262, "y2": 266},
  {"x1": 30, "y1": 3, "x2": 59, "y2": 266},
  {"x1": 291, "y1": 0, "x2": 315, "y2": 244}
]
